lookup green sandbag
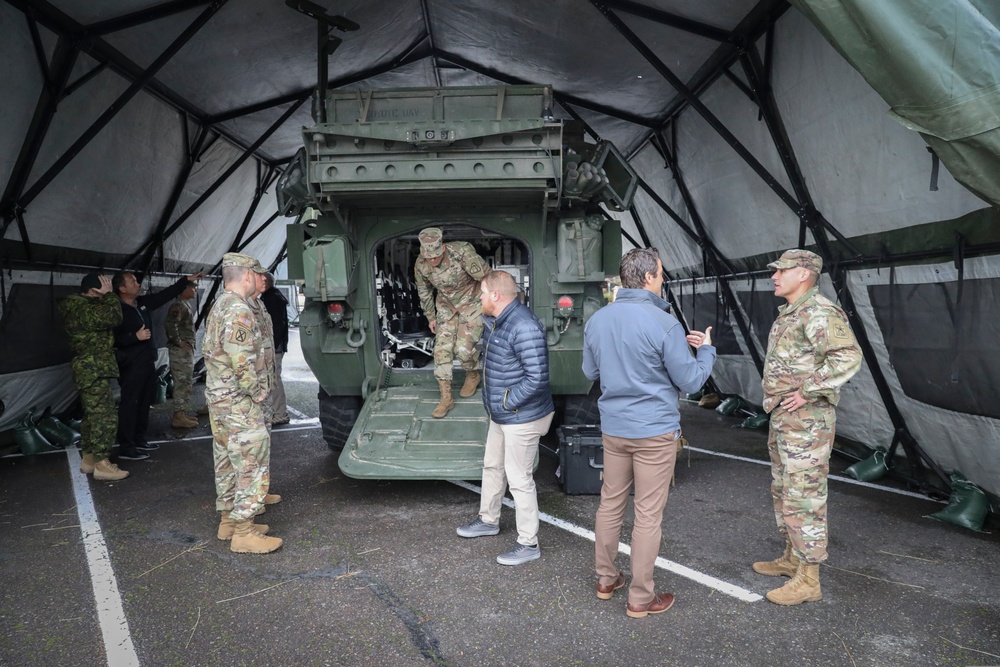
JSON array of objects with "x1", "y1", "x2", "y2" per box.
[
  {"x1": 738, "y1": 413, "x2": 770, "y2": 429},
  {"x1": 927, "y1": 471, "x2": 990, "y2": 532},
  {"x1": 685, "y1": 390, "x2": 704, "y2": 401},
  {"x1": 13, "y1": 411, "x2": 60, "y2": 455},
  {"x1": 153, "y1": 377, "x2": 168, "y2": 405},
  {"x1": 845, "y1": 446, "x2": 889, "y2": 482},
  {"x1": 716, "y1": 396, "x2": 747, "y2": 417},
  {"x1": 36, "y1": 415, "x2": 80, "y2": 447}
]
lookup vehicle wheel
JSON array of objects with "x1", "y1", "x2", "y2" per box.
[
  {"x1": 318, "y1": 389, "x2": 362, "y2": 452},
  {"x1": 561, "y1": 383, "x2": 601, "y2": 426}
]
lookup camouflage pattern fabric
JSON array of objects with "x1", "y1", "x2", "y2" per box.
[
  {"x1": 165, "y1": 297, "x2": 195, "y2": 348},
  {"x1": 169, "y1": 346, "x2": 194, "y2": 412},
  {"x1": 414, "y1": 241, "x2": 490, "y2": 381},
  {"x1": 767, "y1": 404, "x2": 835, "y2": 563},
  {"x1": 249, "y1": 296, "x2": 276, "y2": 422},
  {"x1": 761, "y1": 287, "x2": 862, "y2": 413},
  {"x1": 58, "y1": 292, "x2": 122, "y2": 461},
  {"x1": 211, "y1": 401, "x2": 270, "y2": 520},
  {"x1": 58, "y1": 293, "x2": 122, "y2": 384},
  {"x1": 166, "y1": 297, "x2": 196, "y2": 412},
  {"x1": 204, "y1": 289, "x2": 269, "y2": 521},
  {"x1": 433, "y1": 307, "x2": 484, "y2": 381},
  {"x1": 78, "y1": 379, "x2": 117, "y2": 461},
  {"x1": 762, "y1": 287, "x2": 862, "y2": 563}
]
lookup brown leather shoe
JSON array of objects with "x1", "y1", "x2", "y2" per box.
[
  {"x1": 626, "y1": 593, "x2": 675, "y2": 618},
  {"x1": 597, "y1": 572, "x2": 626, "y2": 600}
]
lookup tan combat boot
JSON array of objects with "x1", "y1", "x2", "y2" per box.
[
  {"x1": 766, "y1": 562, "x2": 822, "y2": 605},
  {"x1": 264, "y1": 493, "x2": 282, "y2": 505},
  {"x1": 752, "y1": 542, "x2": 800, "y2": 577},
  {"x1": 172, "y1": 411, "x2": 199, "y2": 428},
  {"x1": 231, "y1": 519, "x2": 283, "y2": 554},
  {"x1": 80, "y1": 452, "x2": 96, "y2": 475},
  {"x1": 459, "y1": 370, "x2": 481, "y2": 398},
  {"x1": 432, "y1": 380, "x2": 455, "y2": 418},
  {"x1": 217, "y1": 511, "x2": 269, "y2": 540},
  {"x1": 93, "y1": 459, "x2": 129, "y2": 481}
]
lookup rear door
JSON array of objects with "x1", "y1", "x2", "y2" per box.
[{"x1": 338, "y1": 382, "x2": 490, "y2": 479}]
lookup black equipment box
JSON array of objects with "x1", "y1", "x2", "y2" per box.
[{"x1": 557, "y1": 425, "x2": 604, "y2": 495}]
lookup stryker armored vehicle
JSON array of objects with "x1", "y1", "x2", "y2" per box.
[{"x1": 275, "y1": 85, "x2": 637, "y2": 479}]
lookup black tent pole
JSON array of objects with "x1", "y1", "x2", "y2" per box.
[{"x1": 14, "y1": 1, "x2": 228, "y2": 211}]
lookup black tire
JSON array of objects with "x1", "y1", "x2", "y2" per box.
[
  {"x1": 560, "y1": 383, "x2": 601, "y2": 426},
  {"x1": 318, "y1": 389, "x2": 362, "y2": 452}
]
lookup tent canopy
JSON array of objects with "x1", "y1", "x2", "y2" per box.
[{"x1": 2, "y1": 0, "x2": 999, "y2": 500}]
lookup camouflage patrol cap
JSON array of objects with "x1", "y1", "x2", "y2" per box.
[
  {"x1": 768, "y1": 249, "x2": 823, "y2": 274},
  {"x1": 221, "y1": 252, "x2": 264, "y2": 271},
  {"x1": 249, "y1": 259, "x2": 269, "y2": 275},
  {"x1": 418, "y1": 227, "x2": 445, "y2": 259}
]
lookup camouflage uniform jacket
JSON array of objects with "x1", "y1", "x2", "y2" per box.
[
  {"x1": 203, "y1": 290, "x2": 265, "y2": 405},
  {"x1": 762, "y1": 287, "x2": 863, "y2": 413},
  {"x1": 58, "y1": 293, "x2": 123, "y2": 383},
  {"x1": 165, "y1": 297, "x2": 195, "y2": 349},
  {"x1": 249, "y1": 296, "x2": 276, "y2": 392},
  {"x1": 414, "y1": 242, "x2": 490, "y2": 321}
]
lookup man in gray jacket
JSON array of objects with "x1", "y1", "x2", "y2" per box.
[
  {"x1": 583, "y1": 248, "x2": 716, "y2": 618},
  {"x1": 456, "y1": 270, "x2": 554, "y2": 566}
]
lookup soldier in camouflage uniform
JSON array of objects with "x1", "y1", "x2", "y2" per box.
[
  {"x1": 413, "y1": 227, "x2": 491, "y2": 417},
  {"x1": 165, "y1": 282, "x2": 199, "y2": 428},
  {"x1": 58, "y1": 273, "x2": 129, "y2": 481},
  {"x1": 754, "y1": 249, "x2": 862, "y2": 605},
  {"x1": 204, "y1": 253, "x2": 282, "y2": 554},
  {"x1": 249, "y1": 260, "x2": 282, "y2": 510}
]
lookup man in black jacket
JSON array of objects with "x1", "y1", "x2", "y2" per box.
[
  {"x1": 113, "y1": 270, "x2": 202, "y2": 460},
  {"x1": 259, "y1": 272, "x2": 291, "y2": 425},
  {"x1": 455, "y1": 270, "x2": 554, "y2": 566}
]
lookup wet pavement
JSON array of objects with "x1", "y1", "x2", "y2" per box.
[{"x1": 1, "y1": 335, "x2": 998, "y2": 667}]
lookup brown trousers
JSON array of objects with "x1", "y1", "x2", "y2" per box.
[{"x1": 594, "y1": 431, "x2": 678, "y2": 606}]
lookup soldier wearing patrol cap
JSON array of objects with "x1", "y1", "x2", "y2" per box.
[
  {"x1": 204, "y1": 252, "x2": 282, "y2": 554},
  {"x1": 753, "y1": 249, "x2": 862, "y2": 605},
  {"x1": 413, "y1": 227, "x2": 491, "y2": 418}
]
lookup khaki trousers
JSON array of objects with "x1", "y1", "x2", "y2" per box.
[
  {"x1": 479, "y1": 412, "x2": 554, "y2": 546},
  {"x1": 595, "y1": 431, "x2": 678, "y2": 606}
]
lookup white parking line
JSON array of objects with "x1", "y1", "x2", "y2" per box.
[
  {"x1": 65, "y1": 448, "x2": 140, "y2": 667},
  {"x1": 450, "y1": 480, "x2": 764, "y2": 603},
  {"x1": 685, "y1": 446, "x2": 944, "y2": 502}
]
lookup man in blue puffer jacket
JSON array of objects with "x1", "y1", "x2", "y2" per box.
[{"x1": 456, "y1": 270, "x2": 554, "y2": 566}]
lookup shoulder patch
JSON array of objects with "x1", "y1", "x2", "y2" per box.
[
  {"x1": 829, "y1": 319, "x2": 853, "y2": 344},
  {"x1": 230, "y1": 322, "x2": 253, "y2": 345},
  {"x1": 237, "y1": 314, "x2": 253, "y2": 328}
]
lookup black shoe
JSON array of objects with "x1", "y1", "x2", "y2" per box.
[
  {"x1": 118, "y1": 449, "x2": 150, "y2": 461},
  {"x1": 136, "y1": 442, "x2": 159, "y2": 451}
]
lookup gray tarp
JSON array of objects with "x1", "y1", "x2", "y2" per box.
[{"x1": 791, "y1": 0, "x2": 1000, "y2": 208}]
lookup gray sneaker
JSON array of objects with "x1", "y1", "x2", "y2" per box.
[
  {"x1": 456, "y1": 518, "x2": 500, "y2": 538},
  {"x1": 497, "y1": 543, "x2": 540, "y2": 566}
]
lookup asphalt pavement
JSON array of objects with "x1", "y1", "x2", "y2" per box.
[{"x1": 1, "y1": 334, "x2": 998, "y2": 667}]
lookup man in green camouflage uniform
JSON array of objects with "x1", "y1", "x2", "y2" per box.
[
  {"x1": 58, "y1": 273, "x2": 129, "y2": 481},
  {"x1": 249, "y1": 259, "x2": 282, "y2": 510},
  {"x1": 165, "y1": 282, "x2": 199, "y2": 429},
  {"x1": 204, "y1": 253, "x2": 282, "y2": 554},
  {"x1": 754, "y1": 249, "x2": 862, "y2": 605},
  {"x1": 413, "y1": 227, "x2": 491, "y2": 417}
]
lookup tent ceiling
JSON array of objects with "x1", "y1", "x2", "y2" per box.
[{"x1": 19, "y1": 0, "x2": 779, "y2": 166}]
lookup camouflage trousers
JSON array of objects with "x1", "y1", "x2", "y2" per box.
[
  {"x1": 168, "y1": 345, "x2": 193, "y2": 412},
  {"x1": 211, "y1": 397, "x2": 271, "y2": 522},
  {"x1": 767, "y1": 402, "x2": 836, "y2": 563},
  {"x1": 433, "y1": 308, "x2": 483, "y2": 381},
  {"x1": 78, "y1": 378, "x2": 116, "y2": 462}
]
